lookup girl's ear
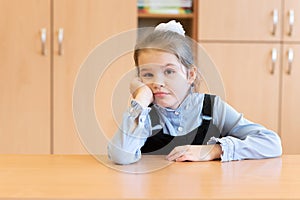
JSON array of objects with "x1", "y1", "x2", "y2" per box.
[{"x1": 187, "y1": 66, "x2": 197, "y2": 85}]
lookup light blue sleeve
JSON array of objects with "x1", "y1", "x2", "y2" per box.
[
  {"x1": 208, "y1": 96, "x2": 282, "y2": 162},
  {"x1": 107, "y1": 100, "x2": 152, "y2": 165}
]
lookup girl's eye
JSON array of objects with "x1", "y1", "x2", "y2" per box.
[
  {"x1": 164, "y1": 69, "x2": 176, "y2": 75},
  {"x1": 141, "y1": 73, "x2": 153, "y2": 78}
]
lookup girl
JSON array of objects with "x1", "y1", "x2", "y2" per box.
[{"x1": 107, "y1": 20, "x2": 282, "y2": 165}]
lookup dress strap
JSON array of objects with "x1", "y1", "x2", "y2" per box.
[
  {"x1": 202, "y1": 94, "x2": 215, "y2": 120},
  {"x1": 191, "y1": 94, "x2": 216, "y2": 145}
]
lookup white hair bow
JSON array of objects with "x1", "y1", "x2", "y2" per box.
[{"x1": 154, "y1": 20, "x2": 185, "y2": 36}]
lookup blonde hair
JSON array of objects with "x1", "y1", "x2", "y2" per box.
[{"x1": 133, "y1": 30, "x2": 201, "y2": 92}]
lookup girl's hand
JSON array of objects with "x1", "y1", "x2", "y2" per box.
[
  {"x1": 166, "y1": 144, "x2": 222, "y2": 162},
  {"x1": 130, "y1": 77, "x2": 153, "y2": 108}
]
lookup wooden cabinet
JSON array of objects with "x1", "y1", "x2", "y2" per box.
[
  {"x1": 200, "y1": 43, "x2": 281, "y2": 131},
  {"x1": 53, "y1": 0, "x2": 136, "y2": 154},
  {"x1": 0, "y1": 0, "x2": 51, "y2": 153},
  {"x1": 199, "y1": 0, "x2": 300, "y2": 153},
  {"x1": 199, "y1": 0, "x2": 282, "y2": 41},
  {"x1": 281, "y1": 44, "x2": 300, "y2": 154},
  {"x1": 0, "y1": 0, "x2": 136, "y2": 154}
]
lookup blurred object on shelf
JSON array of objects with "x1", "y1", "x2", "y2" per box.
[{"x1": 138, "y1": 0, "x2": 192, "y2": 14}]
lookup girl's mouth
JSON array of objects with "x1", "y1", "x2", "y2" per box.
[{"x1": 154, "y1": 92, "x2": 169, "y2": 97}]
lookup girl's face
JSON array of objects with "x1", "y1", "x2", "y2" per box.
[{"x1": 138, "y1": 50, "x2": 196, "y2": 109}]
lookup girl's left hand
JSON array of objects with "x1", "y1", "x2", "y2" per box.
[{"x1": 166, "y1": 144, "x2": 222, "y2": 162}]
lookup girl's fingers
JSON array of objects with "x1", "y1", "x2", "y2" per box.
[
  {"x1": 175, "y1": 154, "x2": 190, "y2": 162},
  {"x1": 130, "y1": 77, "x2": 145, "y2": 95},
  {"x1": 166, "y1": 145, "x2": 190, "y2": 161},
  {"x1": 166, "y1": 152, "x2": 182, "y2": 161}
]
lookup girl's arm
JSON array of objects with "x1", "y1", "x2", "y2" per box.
[
  {"x1": 208, "y1": 96, "x2": 282, "y2": 162},
  {"x1": 108, "y1": 78, "x2": 153, "y2": 165},
  {"x1": 107, "y1": 100, "x2": 152, "y2": 164}
]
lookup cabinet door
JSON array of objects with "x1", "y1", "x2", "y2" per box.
[
  {"x1": 281, "y1": 44, "x2": 300, "y2": 154},
  {"x1": 283, "y1": 0, "x2": 300, "y2": 42},
  {"x1": 201, "y1": 43, "x2": 280, "y2": 132},
  {"x1": 199, "y1": 0, "x2": 282, "y2": 41},
  {"x1": 53, "y1": 0, "x2": 137, "y2": 153},
  {"x1": 0, "y1": 0, "x2": 51, "y2": 153}
]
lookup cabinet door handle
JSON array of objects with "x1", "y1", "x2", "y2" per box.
[
  {"x1": 270, "y1": 48, "x2": 278, "y2": 74},
  {"x1": 58, "y1": 28, "x2": 64, "y2": 55},
  {"x1": 286, "y1": 48, "x2": 294, "y2": 74},
  {"x1": 288, "y1": 10, "x2": 295, "y2": 36},
  {"x1": 272, "y1": 9, "x2": 279, "y2": 35},
  {"x1": 40, "y1": 28, "x2": 47, "y2": 55}
]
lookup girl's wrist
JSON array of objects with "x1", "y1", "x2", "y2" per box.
[
  {"x1": 133, "y1": 96, "x2": 151, "y2": 109},
  {"x1": 212, "y1": 144, "x2": 222, "y2": 160}
]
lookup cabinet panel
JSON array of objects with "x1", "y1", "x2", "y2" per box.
[
  {"x1": 201, "y1": 43, "x2": 280, "y2": 132},
  {"x1": 283, "y1": 0, "x2": 300, "y2": 41},
  {"x1": 199, "y1": 0, "x2": 282, "y2": 41},
  {"x1": 281, "y1": 44, "x2": 300, "y2": 154},
  {"x1": 53, "y1": 0, "x2": 137, "y2": 153},
  {"x1": 0, "y1": 0, "x2": 51, "y2": 153}
]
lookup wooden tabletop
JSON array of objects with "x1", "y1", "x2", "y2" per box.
[{"x1": 0, "y1": 154, "x2": 299, "y2": 200}]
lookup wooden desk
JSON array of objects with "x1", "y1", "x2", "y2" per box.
[{"x1": 0, "y1": 155, "x2": 299, "y2": 199}]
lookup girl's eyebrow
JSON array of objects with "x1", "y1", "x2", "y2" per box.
[
  {"x1": 163, "y1": 63, "x2": 180, "y2": 68},
  {"x1": 139, "y1": 67, "x2": 151, "y2": 72},
  {"x1": 139, "y1": 63, "x2": 180, "y2": 71}
]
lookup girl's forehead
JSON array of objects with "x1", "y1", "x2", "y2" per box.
[{"x1": 138, "y1": 49, "x2": 180, "y2": 64}]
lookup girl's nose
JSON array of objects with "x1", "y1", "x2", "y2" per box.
[
  {"x1": 152, "y1": 78, "x2": 165, "y2": 88},
  {"x1": 153, "y1": 83, "x2": 165, "y2": 88}
]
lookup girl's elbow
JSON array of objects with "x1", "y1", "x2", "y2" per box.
[
  {"x1": 275, "y1": 138, "x2": 283, "y2": 156},
  {"x1": 107, "y1": 144, "x2": 141, "y2": 165},
  {"x1": 271, "y1": 134, "x2": 283, "y2": 157}
]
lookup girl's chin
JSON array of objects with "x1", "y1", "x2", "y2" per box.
[{"x1": 154, "y1": 100, "x2": 180, "y2": 110}]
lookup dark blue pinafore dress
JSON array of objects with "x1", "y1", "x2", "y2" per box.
[{"x1": 141, "y1": 94, "x2": 221, "y2": 155}]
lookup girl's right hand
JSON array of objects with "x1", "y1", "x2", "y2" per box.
[{"x1": 130, "y1": 77, "x2": 153, "y2": 108}]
